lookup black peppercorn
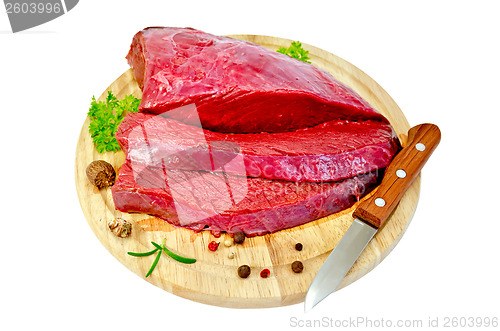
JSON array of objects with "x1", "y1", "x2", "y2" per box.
[
  {"x1": 291, "y1": 261, "x2": 304, "y2": 273},
  {"x1": 233, "y1": 232, "x2": 246, "y2": 244},
  {"x1": 295, "y1": 243, "x2": 303, "y2": 251},
  {"x1": 238, "y1": 265, "x2": 251, "y2": 278}
]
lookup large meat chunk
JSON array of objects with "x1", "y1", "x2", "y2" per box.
[
  {"x1": 111, "y1": 161, "x2": 381, "y2": 236},
  {"x1": 126, "y1": 27, "x2": 389, "y2": 133},
  {"x1": 114, "y1": 27, "x2": 402, "y2": 236},
  {"x1": 116, "y1": 111, "x2": 400, "y2": 182}
]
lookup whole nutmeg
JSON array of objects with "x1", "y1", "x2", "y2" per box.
[
  {"x1": 233, "y1": 232, "x2": 246, "y2": 244},
  {"x1": 291, "y1": 261, "x2": 304, "y2": 273},
  {"x1": 86, "y1": 160, "x2": 116, "y2": 189},
  {"x1": 237, "y1": 265, "x2": 251, "y2": 278}
]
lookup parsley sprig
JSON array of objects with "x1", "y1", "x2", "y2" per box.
[
  {"x1": 277, "y1": 41, "x2": 311, "y2": 63},
  {"x1": 87, "y1": 91, "x2": 141, "y2": 153}
]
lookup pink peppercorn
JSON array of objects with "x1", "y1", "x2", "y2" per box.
[
  {"x1": 208, "y1": 241, "x2": 219, "y2": 251},
  {"x1": 260, "y1": 269, "x2": 270, "y2": 278}
]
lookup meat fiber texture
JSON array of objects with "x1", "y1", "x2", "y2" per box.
[
  {"x1": 112, "y1": 161, "x2": 381, "y2": 236},
  {"x1": 126, "y1": 27, "x2": 389, "y2": 133},
  {"x1": 112, "y1": 27, "x2": 402, "y2": 236},
  {"x1": 116, "y1": 111, "x2": 400, "y2": 183}
]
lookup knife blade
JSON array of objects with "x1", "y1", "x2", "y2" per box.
[{"x1": 304, "y1": 123, "x2": 441, "y2": 312}]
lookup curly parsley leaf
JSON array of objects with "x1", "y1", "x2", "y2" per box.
[
  {"x1": 87, "y1": 91, "x2": 141, "y2": 153},
  {"x1": 277, "y1": 41, "x2": 311, "y2": 63}
]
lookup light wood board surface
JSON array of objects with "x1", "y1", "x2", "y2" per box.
[{"x1": 75, "y1": 35, "x2": 419, "y2": 308}]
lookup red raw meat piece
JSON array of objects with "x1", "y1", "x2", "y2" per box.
[
  {"x1": 127, "y1": 27, "x2": 389, "y2": 133},
  {"x1": 111, "y1": 161, "x2": 381, "y2": 236},
  {"x1": 112, "y1": 27, "x2": 402, "y2": 236},
  {"x1": 116, "y1": 111, "x2": 400, "y2": 182}
]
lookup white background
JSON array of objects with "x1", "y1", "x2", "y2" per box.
[{"x1": 1, "y1": 1, "x2": 499, "y2": 330}]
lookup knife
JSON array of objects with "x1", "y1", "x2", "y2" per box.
[{"x1": 304, "y1": 123, "x2": 441, "y2": 312}]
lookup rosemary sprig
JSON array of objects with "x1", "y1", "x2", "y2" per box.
[
  {"x1": 152, "y1": 241, "x2": 197, "y2": 264},
  {"x1": 145, "y1": 249, "x2": 162, "y2": 278},
  {"x1": 127, "y1": 248, "x2": 158, "y2": 257},
  {"x1": 127, "y1": 240, "x2": 196, "y2": 278}
]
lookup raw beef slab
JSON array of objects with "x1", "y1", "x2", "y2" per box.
[
  {"x1": 126, "y1": 27, "x2": 389, "y2": 133},
  {"x1": 112, "y1": 27, "x2": 402, "y2": 236},
  {"x1": 111, "y1": 161, "x2": 381, "y2": 236},
  {"x1": 116, "y1": 112, "x2": 400, "y2": 182}
]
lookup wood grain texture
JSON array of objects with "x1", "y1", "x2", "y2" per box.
[
  {"x1": 75, "y1": 35, "x2": 419, "y2": 308},
  {"x1": 353, "y1": 124, "x2": 440, "y2": 228}
]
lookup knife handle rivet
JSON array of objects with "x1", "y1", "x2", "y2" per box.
[
  {"x1": 415, "y1": 143, "x2": 426, "y2": 151},
  {"x1": 396, "y1": 169, "x2": 407, "y2": 178},
  {"x1": 374, "y1": 198, "x2": 386, "y2": 207}
]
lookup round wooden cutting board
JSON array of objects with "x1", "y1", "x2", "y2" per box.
[{"x1": 75, "y1": 35, "x2": 419, "y2": 308}]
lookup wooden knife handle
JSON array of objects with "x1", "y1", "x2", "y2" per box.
[{"x1": 352, "y1": 123, "x2": 441, "y2": 229}]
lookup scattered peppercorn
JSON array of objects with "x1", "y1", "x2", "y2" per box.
[
  {"x1": 260, "y1": 269, "x2": 270, "y2": 278},
  {"x1": 108, "y1": 218, "x2": 132, "y2": 238},
  {"x1": 238, "y1": 265, "x2": 251, "y2": 278},
  {"x1": 291, "y1": 261, "x2": 304, "y2": 273},
  {"x1": 86, "y1": 160, "x2": 116, "y2": 189},
  {"x1": 227, "y1": 252, "x2": 235, "y2": 259},
  {"x1": 233, "y1": 232, "x2": 246, "y2": 244},
  {"x1": 224, "y1": 239, "x2": 233, "y2": 247},
  {"x1": 295, "y1": 243, "x2": 303, "y2": 251},
  {"x1": 208, "y1": 241, "x2": 219, "y2": 251}
]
